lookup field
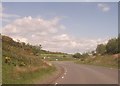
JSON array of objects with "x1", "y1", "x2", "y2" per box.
[{"x1": 40, "y1": 54, "x2": 76, "y2": 61}]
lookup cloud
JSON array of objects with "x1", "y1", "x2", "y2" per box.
[
  {"x1": 97, "y1": 3, "x2": 110, "y2": 12},
  {"x1": 12, "y1": 36, "x2": 28, "y2": 43},
  {"x1": 2, "y1": 16, "x2": 65, "y2": 42},
  {"x1": 2, "y1": 16, "x2": 109, "y2": 53},
  {"x1": 53, "y1": 34, "x2": 70, "y2": 41},
  {"x1": 43, "y1": 35, "x2": 109, "y2": 53}
]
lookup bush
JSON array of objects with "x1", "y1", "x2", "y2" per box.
[{"x1": 73, "y1": 53, "x2": 82, "y2": 58}]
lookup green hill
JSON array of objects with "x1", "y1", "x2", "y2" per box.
[{"x1": 2, "y1": 35, "x2": 56, "y2": 84}]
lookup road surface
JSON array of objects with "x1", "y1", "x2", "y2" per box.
[{"x1": 52, "y1": 61, "x2": 118, "y2": 84}]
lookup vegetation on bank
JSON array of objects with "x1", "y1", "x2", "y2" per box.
[
  {"x1": 75, "y1": 55, "x2": 118, "y2": 68},
  {"x1": 2, "y1": 35, "x2": 57, "y2": 84},
  {"x1": 3, "y1": 63, "x2": 56, "y2": 84},
  {"x1": 73, "y1": 37, "x2": 120, "y2": 68}
]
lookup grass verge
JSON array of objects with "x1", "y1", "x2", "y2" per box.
[
  {"x1": 75, "y1": 55, "x2": 118, "y2": 69},
  {"x1": 3, "y1": 64, "x2": 56, "y2": 84}
]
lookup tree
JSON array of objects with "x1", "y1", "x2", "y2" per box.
[
  {"x1": 31, "y1": 44, "x2": 42, "y2": 55},
  {"x1": 73, "y1": 53, "x2": 82, "y2": 58},
  {"x1": 91, "y1": 51, "x2": 96, "y2": 56},
  {"x1": 81, "y1": 53, "x2": 89, "y2": 58},
  {"x1": 106, "y1": 38, "x2": 118, "y2": 54},
  {"x1": 96, "y1": 44, "x2": 106, "y2": 55}
]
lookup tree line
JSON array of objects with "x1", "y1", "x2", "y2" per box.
[
  {"x1": 73, "y1": 36, "x2": 120, "y2": 58},
  {"x1": 96, "y1": 37, "x2": 120, "y2": 55}
]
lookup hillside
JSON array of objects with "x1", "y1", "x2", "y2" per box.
[{"x1": 2, "y1": 35, "x2": 56, "y2": 84}]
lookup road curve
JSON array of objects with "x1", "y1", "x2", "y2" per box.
[{"x1": 52, "y1": 61, "x2": 118, "y2": 84}]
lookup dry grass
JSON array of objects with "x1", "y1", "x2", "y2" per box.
[{"x1": 76, "y1": 55, "x2": 118, "y2": 68}]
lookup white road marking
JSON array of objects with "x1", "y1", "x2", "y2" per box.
[
  {"x1": 55, "y1": 83, "x2": 58, "y2": 85},
  {"x1": 63, "y1": 67, "x2": 67, "y2": 76}
]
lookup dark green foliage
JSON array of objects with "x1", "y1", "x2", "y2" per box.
[
  {"x1": 72, "y1": 52, "x2": 89, "y2": 59},
  {"x1": 91, "y1": 51, "x2": 96, "y2": 56},
  {"x1": 106, "y1": 38, "x2": 118, "y2": 54},
  {"x1": 81, "y1": 53, "x2": 89, "y2": 58},
  {"x1": 96, "y1": 37, "x2": 119, "y2": 55},
  {"x1": 73, "y1": 53, "x2": 82, "y2": 58},
  {"x1": 96, "y1": 44, "x2": 106, "y2": 55}
]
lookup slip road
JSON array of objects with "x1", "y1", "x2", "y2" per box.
[{"x1": 52, "y1": 61, "x2": 118, "y2": 84}]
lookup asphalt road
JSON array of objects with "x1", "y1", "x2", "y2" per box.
[{"x1": 52, "y1": 61, "x2": 118, "y2": 84}]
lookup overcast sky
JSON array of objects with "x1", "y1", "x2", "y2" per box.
[{"x1": 1, "y1": 2, "x2": 118, "y2": 53}]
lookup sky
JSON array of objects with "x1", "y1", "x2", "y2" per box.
[{"x1": 1, "y1": 2, "x2": 118, "y2": 53}]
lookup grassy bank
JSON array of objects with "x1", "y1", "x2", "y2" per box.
[
  {"x1": 3, "y1": 63, "x2": 56, "y2": 84},
  {"x1": 75, "y1": 55, "x2": 118, "y2": 68},
  {"x1": 2, "y1": 35, "x2": 56, "y2": 84}
]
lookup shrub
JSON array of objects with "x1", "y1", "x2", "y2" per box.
[{"x1": 73, "y1": 53, "x2": 82, "y2": 58}]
